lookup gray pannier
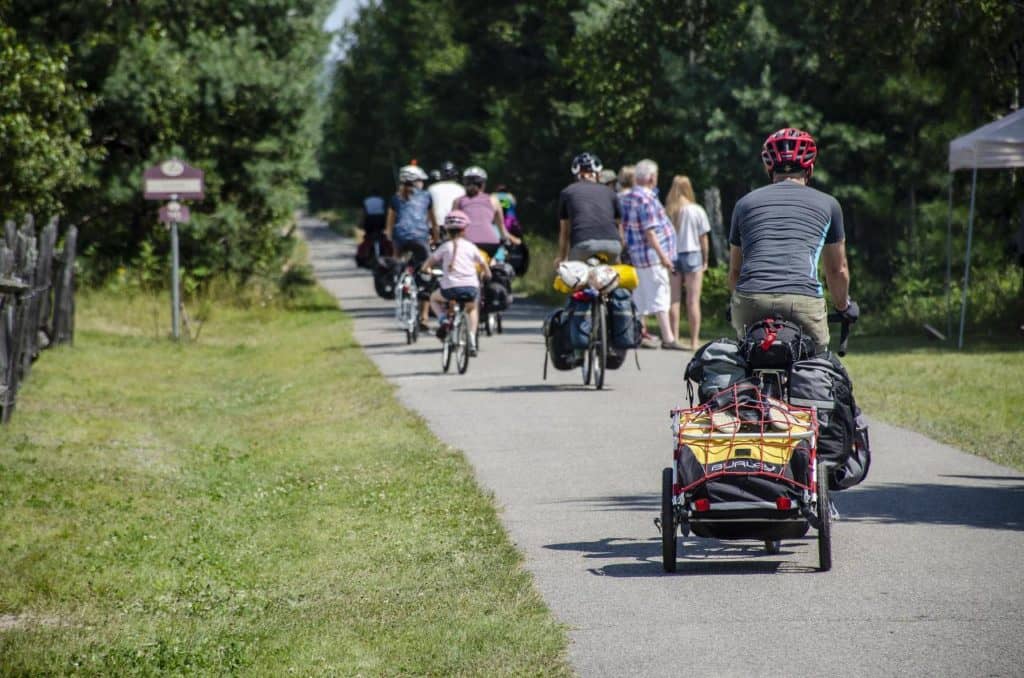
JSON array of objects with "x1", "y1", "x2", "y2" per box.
[
  {"x1": 684, "y1": 338, "x2": 749, "y2": 404},
  {"x1": 788, "y1": 353, "x2": 870, "y2": 490}
]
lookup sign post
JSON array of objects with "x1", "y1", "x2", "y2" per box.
[{"x1": 144, "y1": 160, "x2": 204, "y2": 340}]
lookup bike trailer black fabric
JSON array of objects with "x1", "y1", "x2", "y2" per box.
[
  {"x1": 567, "y1": 298, "x2": 591, "y2": 350},
  {"x1": 685, "y1": 338, "x2": 749, "y2": 403},
  {"x1": 742, "y1": 316, "x2": 815, "y2": 368},
  {"x1": 373, "y1": 258, "x2": 401, "y2": 300},
  {"x1": 787, "y1": 353, "x2": 870, "y2": 490},
  {"x1": 543, "y1": 307, "x2": 582, "y2": 371},
  {"x1": 606, "y1": 288, "x2": 642, "y2": 349},
  {"x1": 676, "y1": 440, "x2": 812, "y2": 540}
]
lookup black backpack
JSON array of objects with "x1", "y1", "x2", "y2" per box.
[
  {"x1": 685, "y1": 338, "x2": 749, "y2": 404},
  {"x1": 742, "y1": 316, "x2": 815, "y2": 369},
  {"x1": 543, "y1": 307, "x2": 582, "y2": 372},
  {"x1": 788, "y1": 353, "x2": 870, "y2": 490},
  {"x1": 606, "y1": 288, "x2": 642, "y2": 349}
]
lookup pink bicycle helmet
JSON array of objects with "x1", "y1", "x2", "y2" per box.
[
  {"x1": 761, "y1": 128, "x2": 817, "y2": 178},
  {"x1": 444, "y1": 209, "x2": 470, "y2": 230}
]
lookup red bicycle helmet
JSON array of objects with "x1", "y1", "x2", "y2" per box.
[{"x1": 761, "y1": 128, "x2": 817, "y2": 178}]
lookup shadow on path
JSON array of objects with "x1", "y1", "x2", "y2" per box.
[
  {"x1": 454, "y1": 383, "x2": 596, "y2": 394},
  {"x1": 839, "y1": 481, "x2": 1024, "y2": 531},
  {"x1": 543, "y1": 536, "x2": 813, "y2": 577},
  {"x1": 563, "y1": 478, "x2": 1024, "y2": 532}
]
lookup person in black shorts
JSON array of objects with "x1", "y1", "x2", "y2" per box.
[
  {"x1": 555, "y1": 152, "x2": 623, "y2": 266},
  {"x1": 728, "y1": 128, "x2": 859, "y2": 352}
]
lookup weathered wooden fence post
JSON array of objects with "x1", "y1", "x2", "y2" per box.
[
  {"x1": 52, "y1": 225, "x2": 78, "y2": 346},
  {"x1": 0, "y1": 215, "x2": 77, "y2": 424}
]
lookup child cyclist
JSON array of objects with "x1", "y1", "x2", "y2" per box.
[{"x1": 422, "y1": 210, "x2": 491, "y2": 355}]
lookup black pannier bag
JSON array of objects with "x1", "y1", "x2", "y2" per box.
[
  {"x1": 788, "y1": 353, "x2": 870, "y2": 490},
  {"x1": 506, "y1": 241, "x2": 530, "y2": 277},
  {"x1": 742, "y1": 316, "x2": 816, "y2": 368},
  {"x1": 373, "y1": 258, "x2": 401, "y2": 300},
  {"x1": 606, "y1": 288, "x2": 642, "y2": 349},
  {"x1": 605, "y1": 345, "x2": 626, "y2": 370},
  {"x1": 543, "y1": 307, "x2": 582, "y2": 371},
  {"x1": 416, "y1": 269, "x2": 437, "y2": 301},
  {"x1": 684, "y1": 338, "x2": 749, "y2": 404},
  {"x1": 567, "y1": 298, "x2": 591, "y2": 350}
]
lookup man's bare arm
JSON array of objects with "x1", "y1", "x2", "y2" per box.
[
  {"x1": 556, "y1": 218, "x2": 570, "y2": 265},
  {"x1": 822, "y1": 241, "x2": 850, "y2": 309},
  {"x1": 728, "y1": 245, "x2": 742, "y2": 291}
]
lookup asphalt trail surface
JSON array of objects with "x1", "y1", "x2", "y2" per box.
[{"x1": 304, "y1": 221, "x2": 1024, "y2": 677}]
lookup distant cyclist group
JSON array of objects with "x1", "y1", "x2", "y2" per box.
[{"x1": 357, "y1": 128, "x2": 860, "y2": 375}]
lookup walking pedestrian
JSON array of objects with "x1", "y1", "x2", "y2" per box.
[
  {"x1": 665, "y1": 175, "x2": 710, "y2": 350},
  {"x1": 620, "y1": 159, "x2": 685, "y2": 350}
]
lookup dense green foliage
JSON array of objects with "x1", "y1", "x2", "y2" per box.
[
  {"x1": 2, "y1": 1, "x2": 331, "y2": 284},
  {"x1": 319, "y1": 0, "x2": 1024, "y2": 332}
]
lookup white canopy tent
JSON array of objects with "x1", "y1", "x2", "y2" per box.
[{"x1": 946, "y1": 108, "x2": 1024, "y2": 348}]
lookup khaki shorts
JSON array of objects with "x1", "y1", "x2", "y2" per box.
[{"x1": 731, "y1": 291, "x2": 829, "y2": 353}]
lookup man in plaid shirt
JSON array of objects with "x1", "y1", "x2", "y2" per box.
[{"x1": 620, "y1": 159, "x2": 685, "y2": 350}]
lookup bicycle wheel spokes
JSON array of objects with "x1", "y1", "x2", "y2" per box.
[
  {"x1": 441, "y1": 328, "x2": 452, "y2": 372},
  {"x1": 456, "y1": 313, "x2": 470, "y2": 374}
]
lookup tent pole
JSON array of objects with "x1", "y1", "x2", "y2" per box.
[
  {"x1": 944, "y1": 176, "x2": 954, "y2": 339},
  {"x1": 957, "y1": 166, "x2": 978, "y2": 350}
]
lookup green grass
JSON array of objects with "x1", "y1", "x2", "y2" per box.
[
  {"x1": 0, "y1": 288, "x2": 570, "y2": 676},
  {"x1": 844, "y1": 335, "x2": 1024, "y2": 471}
]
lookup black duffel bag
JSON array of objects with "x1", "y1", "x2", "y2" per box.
[{"x1": 741, "y1": 316, "x2": 815, "y2": 368}]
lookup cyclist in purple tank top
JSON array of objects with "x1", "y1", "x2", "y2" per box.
[{"x1": 453, "y1": 166, "x2": 519, "y2": 257}]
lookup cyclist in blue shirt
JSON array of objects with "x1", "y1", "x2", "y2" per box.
[{"x1": 386, "y1": 164, "x2": 438, "y2": 329}]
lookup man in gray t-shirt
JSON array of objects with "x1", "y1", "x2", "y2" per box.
[{"x1": 728, "y1": 128, "x2": 858, "y2": 352}]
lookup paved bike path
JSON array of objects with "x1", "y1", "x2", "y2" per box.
[{"x1": 303, "y1": 220, "x2": 1024, "y2": 677}]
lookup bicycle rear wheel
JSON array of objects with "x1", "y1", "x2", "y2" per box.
[
  {"x1": 441, "y1": 324, "x2": 452, "y2": 373},
  {"x1": 593, "y1": 300, "x2": 607, "y2": 390},
  {"x1": 456, "y1": 314, "x2": 470, "y2": 374}
]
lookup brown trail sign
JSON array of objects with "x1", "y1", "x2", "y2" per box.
[{"x1": 144, "y1": 159, "x2": 205, "y2": 340}]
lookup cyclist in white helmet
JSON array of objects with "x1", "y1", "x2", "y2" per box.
[
  {"x1": 386, "y1": 163, "x2": 437, "y2": 329},
  {"x1": 555, "y1": 152, "x2": 623, "y2": 266}
]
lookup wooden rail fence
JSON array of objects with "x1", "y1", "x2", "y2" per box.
[{"x1": 0, "y1": 215, "x2": 78, "y2": 424}]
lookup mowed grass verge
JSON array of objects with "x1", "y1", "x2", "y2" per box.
[
  {"x1": 0, "y1": 289, "x2": 570, "y2": 675},
  {"x1": 844, "y1": 336, "x2": 1024, "y2": 471}
]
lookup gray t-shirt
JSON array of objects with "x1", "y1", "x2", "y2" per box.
[
  {"x1": 729, "y1": 181, "x2": 844, "y2": 297},
  {"x1": 558, "y1": 180, "x2": 621, "y2": 245}
]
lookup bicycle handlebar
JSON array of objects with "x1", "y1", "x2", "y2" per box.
[{"x1": 827, "y1": 313, "x2": 852, "y2": 357}]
